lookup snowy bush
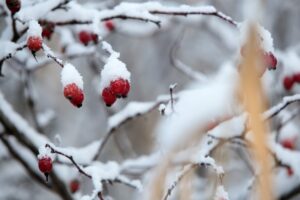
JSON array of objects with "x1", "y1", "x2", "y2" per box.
[{"x1": 1, "y1": 0, "x2": 300, "y2": 200}]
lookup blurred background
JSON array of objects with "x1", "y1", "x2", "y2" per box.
[{"x1": 1, "y1": 0, "x2": 300, "y2": 199}]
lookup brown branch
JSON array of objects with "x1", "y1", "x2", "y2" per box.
[
  {"x1": 11, "y1": 14, "x2": 19, "y2": 42},
  {"x1": 149, "y1": 10, "x2": 238, "y2": 27},
  {"x1": 46, "y1": 144, "x2": 92, "y2": 178}
]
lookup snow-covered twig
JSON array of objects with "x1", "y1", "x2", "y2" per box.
[
  {"x1": 264, "y1": 94, "x2": 300, "y2": 119},
  {"x1": 163, "y1": 164, "x2": 197, "y2": 200},
  {"x1": 42, "y1": 44, "x2": 64, "y2": 67},
  {"x1": 93, "y1": 95, "x2": 173, "y2": 160},
  {"x1": 45, "y1": 144, "x2": 92, "y2": 178},
  {"x1": 46, "y1": 144, "x2": 142, "y2": 191}
]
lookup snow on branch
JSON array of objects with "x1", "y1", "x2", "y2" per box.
[
  {"x1": 94, "y1": 94, "x2": 174, "y2": 160},
  {"x1": 0, "y1": 41, "x2": 27, "y2": 75},
  {"x1": 264, "y1": 94, "x2": 300, "y2": 119},
  {"x1": 45, "y1": 143, "x2": 142, "y2": 197}
]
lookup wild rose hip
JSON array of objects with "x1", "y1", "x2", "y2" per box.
[
  {"x1": 263, "y1": 52, "x2": 277, "y2": 70},
  {"x1": 102, "y1": 87, "x2": 116, "y2": 107},
  {"x1": 70, "y1": 179, "x2": 80, "y2": 193},
  {"x1": 6, "y1": 0, "x2": 21, "y2": 14},
  {"x1": 42, "y1": 23, "x2": 55, "y2": 40},
  {"x1": 281, "y1": 138, "x2": 295, "y2": 150},
  {"x1": 293, "y1": 73, "x2": 300, "y2": 83},
  {"x1": 27, "y1": 36, "x2": 42, "y2": 52},
  {"x1": 63, "y1": 83, "x2": 84, "y2": 108},
  {"x1": 110, "y1": 78, "x2": 130, "y2": 98},
  {"x1": 283, "y1": 76, "x2": 294, "y2": 91},
  {"x1": 79, "y1": 31, "x2": 91, "y2": 46},
  {"x1": 38, "y1": 156, "x2": 52, "y2": 174},
  {"x1": 105, "y1": 20, "x2": 115, "y2": 31}
]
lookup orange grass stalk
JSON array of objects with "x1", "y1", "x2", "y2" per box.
[{"x1": 239, "y1": 24, "x2": 273, "y2": 200}]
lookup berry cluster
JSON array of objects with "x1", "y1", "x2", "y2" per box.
[
  {"x1": 78, "y1": 31, "x2": 99, "y2": 46},
  {"x1": 102, "y1": 78, "x2": 130, "y2": 107},
  {"x1": 283, "y1": 73, "x2": 300, "y2": 91},
  {"x1": 6, "y1": 0, "x2": 21, "y2": 14},
  {"x1": 61, "y1": 63, "x2": 84, "y2": 108},
  {"x1": 281, "y1": 138, "x2": 295, "y2": 176},
  {"x1": 63, "y1": 83, "x2": 84, "y2": 108}
]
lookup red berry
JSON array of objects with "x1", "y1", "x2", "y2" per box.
[
  {"x1": 281, "y1": 139, "x2": 294, "y2": 150},
  {"x1": 38, "y1": 156, "x2": 52, "y2": 174},
  {"x1": 104, "y1": 20, "x2": 115, "y2": 31},
  {"x1": 42, "y1": 23, "x2": 55, "y2": 40},
  {"x1": 6, "y1": 0, "x2": 21, "y2": 14},
  {"x1": 70, "y1": 179, "x2": 80, "y2": 193},
  {"x1": 110, "y1": 78, "x2": 130, "y2": 98},
  {"x1": 263, "y1": 52, "x2": 277, "y2": 70},
  {"x1": 79, "y1": 31, "x2": 92, "y2": 46},
  {"x1": 27, "y1": 36, "x2": 43, "y2": 52},
  {"x1": 122, "y1": 80, "x2": 130, "y2": 98},
  {"x1": 63, "y1": 83, "x2": 84, "y2": 108},
  {"x1": 102, "y1": 87, "x2": 116, "y2": 107},
  {"x1": 287, "y1": 167, "x2": 293, "y2": 176},
  {"x1": 283, "y1": 76, "x2": 294, "y2": 91},
  {"x1": 91, "y1": 33, "x2": 99, "y2": 44},
  {"x1": 293, "y1": 73, "x2": 300, "y2": 83}
]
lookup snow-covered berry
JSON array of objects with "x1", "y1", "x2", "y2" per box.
[
  {"x1": 293, "y1": 73, "x2": 300, "y2": 83},
  {"x1": 102, "y1": 87, "x2": 116, "y2": 107},
  {"x1": 70, "y1": 179, "x2": 80, "y2": 193},
  {"x1": 42, "y1": 22, "x2": 55, "y2": 40},
  {"x1": 27, "y1": 36, "x2": 42, "y2": 52},
  {"x1": 63, "y1": 83, "x2": 84, "y2": 108},
  {"x1": 61, "y1": 63, "x2": 84, "y2": 107},
  {"x1": 105, "y1": 20, "x2": 115, "y2": 31},
  {"x1": 6, "y1": 0, "x2": 21, "y2": 14},
  {"x1": 38, "y1": 156, "x2": 52, "y2": 174},
  {"x1": 110, "y1": 78, "x2": 130, "y2": 98},
  {"x1": 79, "y1": 31, "x2": 92, "y2": 46},
  {"x1": 283, "y1": 76, "x2": 294, "y2": 91},
  {"x1": 263, "y1": 52, "x2": 277, "y2": 70}
]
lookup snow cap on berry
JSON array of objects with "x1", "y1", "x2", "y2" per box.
[
  {"x1": 38, "y1": 144, "x2": 55, "y2": 161},
  {"x1": 61, "y1": 63, "x2": 84, "y2": 90},
  {"x1": 100, "y1": 41, "x2": 130, "y2": 91},
  {"x1": 27, "y1": 20, "x2": 42, "y2": 39}
]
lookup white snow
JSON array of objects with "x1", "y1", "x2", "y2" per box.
[
  {"x1": 100, "y1": 41, "x2": 130, "y2": 90},
  {"x1": 51, "y1": 141, "x2": 101, "y2": 165},
  {"x1": 27, "y1": 20, "x2": 42, "y2": 39},
  {"x1": 0, "y1": 41, "x2": 20, "y2": 59},
  {"x1": 60, "y1": 63, "x2": 84, "y2": 90},
  {"x1": 214, "y1": 185, "x2": 229, "y2": 200},
  {"x1": 0, "y1": 91, "x2": 49, "y2": 148},
  {"x1": 156, "y1": 64, "x2": 240, "y2": 150},
  {"x1": 38, "y1": 145, "x2": 55, "y2": 160}
]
